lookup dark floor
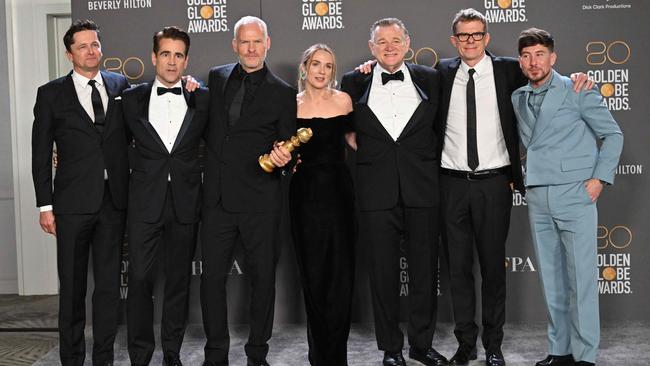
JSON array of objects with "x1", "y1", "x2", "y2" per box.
[{"x1": 2, "y1": 295, "x2": 649, "y2": 366}]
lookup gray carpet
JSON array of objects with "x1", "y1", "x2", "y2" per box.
[{"x1": 31, "y1": 321, "x2": 650, "y2": 366}]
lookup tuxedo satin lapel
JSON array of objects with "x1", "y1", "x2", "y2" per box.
[
  {"x1": 530, "y1": 71, "x2": 569, "y2": 146},
  {"x1": 138, "y1": 82, "x2": 169, "y2": 153},
  {"x1": 356, "y1": 104, "x2": 394, "y2": 142},
  {"x1": 397, "y1": 64, "x2": 431, "y2": 139},
  {"x1": 171, "y1": 90, "x2": 195, "y2": 154},
  {"x1": 406, "y1": 63, "x2": 429, "y2": 101},
  {"x1": 398, "y1": 101, "x2": 429, "y2": 140},
  {"x1": 63, "y1": 73, "x2": 99, "y2": 135}
]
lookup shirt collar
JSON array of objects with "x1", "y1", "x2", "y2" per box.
[
  {"x1": 460, "y1": 52, "x2": 490, "y2": 77},
  {"x1": 72, "y1": 70, "x2": 103, "y2": 89}
]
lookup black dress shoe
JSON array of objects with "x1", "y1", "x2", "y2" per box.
[
  {"x1": 449, "y1": 346, "x2": 477, "y2": 365},
  {"x1": 163, "y1": 355, "x2": 183, "y2": 366},
  {"x1": 535, "y1": 354, "x2": 575, "y2": 366},
  {"x1": 409, "y1": 347, "x2": 449, "y2": 366},
  {"x1": 383, "y1": 351, "x2": 407, "y2": 366},
  {"x1": 575, "y1": 362, "x2": 595, "y2": 366},
  {"x1": 486, "y1": 352, "x2": 505, "y2": 366}
]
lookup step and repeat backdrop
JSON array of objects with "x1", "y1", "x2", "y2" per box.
[{"x1": 73, "y1": 0, "x2": 649, "y2": 324}]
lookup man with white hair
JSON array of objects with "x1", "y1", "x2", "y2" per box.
[{"x1": 199, "y1": 16, "x2": 296, "y2": 366}]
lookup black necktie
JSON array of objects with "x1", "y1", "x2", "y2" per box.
[
  {"x1": 88, "y1": 80, "x2": 105, "y2": 133},
  {"x1": 228, "y1": 75, "x2": 248, "y2": 126},
  {"x1": 157, "y1": 86, "x2": 182, "y2": 96},
  {"x1": 381, "y1": 70, "x2": 404, "y2": 85},
  {"x1": 466, "y1": 68, "x2": 479, "y2": 171}
]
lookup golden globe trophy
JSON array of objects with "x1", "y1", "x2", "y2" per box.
[{"x1": 259, "y1": 127, "x2": 313, "y2": 173}]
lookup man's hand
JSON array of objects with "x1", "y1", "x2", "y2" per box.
[
  {"x1": 356, "y1": 60, "x2": 376, "y2": 74},
  {"x1": 584, "y1": 178, "x2": 604, "y2": 202},
  {"x1": 182, "y1": 75, "x2": 200, "y2": 92},
  {"x1": 39, "y1": 211, "x2": 56, "y2": 235},
  {"x1": 570, "y1": 72, "x2": 595, "y2": 92},
  {"x1": 269, "y1": 141, "x2": 292, "y2": 168}
]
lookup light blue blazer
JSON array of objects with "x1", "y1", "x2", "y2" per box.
[{"x1": 511, "y1": 70, "x2": 623, "y2": 187}]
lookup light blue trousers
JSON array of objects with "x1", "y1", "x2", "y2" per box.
[{"x1": 526, "y1": 181, "x2": 599, "y2": 363}]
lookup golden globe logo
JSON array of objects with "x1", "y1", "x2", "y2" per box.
[
  {"x1": 586, "y1": 40, "x2": 631, "y2": 111},
  {"x1": 187, "y1": 0, "x2": 228, "y2": 33},
  {"x1": 302, "y1": 0, "x2": 344, "y2": 30},
  {"x1": 597, "y1": 225, "x2": 632, "y2": 295},
  {"x1": 483, "y1": 0, "x2": 527, "y2": 23}
]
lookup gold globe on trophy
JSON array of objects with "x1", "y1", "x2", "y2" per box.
[{"x1": 259, "y1": 127, "x2": 313, "y2": 173}]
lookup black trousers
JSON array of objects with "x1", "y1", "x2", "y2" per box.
[
  {"x1": 440, "y1": 173, "x2": 511, "y2": 353},
  {"x1": 126, "y1": 186, "x2": 197, "y2": 364},
  {"x1": 359, "y1": 203, "x2": 440, "y2": 353},
  {"x1": 54, "y1": 182, "x2": 125, "y2": 366},
  {"x1": 200, "y1": 204, "x2": 280, "y2": 365}
]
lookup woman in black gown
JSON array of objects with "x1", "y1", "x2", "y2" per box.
[{"x1": 290, "y1": 44, "x2": 356, "y2": 366}]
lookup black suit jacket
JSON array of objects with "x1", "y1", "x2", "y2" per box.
[
  {"x1": 122, "y1": 82, "x2": 209, "y2": 224},
  {"x1": 32, "y1": 70, "x2": 130, "y2": 214},
  {"x1": 341, "y1": 63, "x2": 442, "y2": 211},
  {"x1": 435, "y1": 51, "x2": 527, "y2": 193},
  {"x1": 203, "y1": 63, "x2": 296, "y2": 213}
]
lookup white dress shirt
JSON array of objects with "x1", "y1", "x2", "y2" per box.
[
  {"x1": 367, "y1": 62, "x2": 421, "y2": 141},
  {"x1": 441, "y1": 54, "x2": 510, "y2": 171},
  {"x1": 71, "y1": 70, "x2": 109, "y2": 120},
  {"x1": 149, "y1": 78, "x2": 187, "y2": 181},
  {"x1": 40, "y1": 71, "x2": 110, "y2": 212}
]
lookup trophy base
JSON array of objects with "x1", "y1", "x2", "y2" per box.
[{"x1": 259, "y1": 155, "x2": 275, "y2": 173}]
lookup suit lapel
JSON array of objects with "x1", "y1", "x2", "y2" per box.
[
  {"x1": 138, "y1": 82, "x2": 169, "y2": 153},
  {"x1": 63, "y1": 72, "x2": 100, "y2": 135},
  {"x1": 490, "y1": 53, "x2": 513, "y2": 138},
  {"x1": 170, "y1": 83, "x2": 196, "y2": 154},
  {"x1": 442, "y1": 58, "x2": 460, "y2": 114},
  {"x1": 513, "y1": 90, "x2": 534, "y2": 146},
  {"x1": 530, "y1": 70, "x2": 568, "y2": 146},
  {"x1": 101, "y1": 71, "x2": 121, "y2": 138},
  {"x1": 398, "y1": 63, "x2": 430, "y2": 139}
]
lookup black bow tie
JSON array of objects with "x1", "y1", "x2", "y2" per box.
[
  {"x1": 381, "y1": 70, "x2": 404, "y2": 85},
  {"x1": 157, "y1": 87, "x2": 182, "y2": 96}
]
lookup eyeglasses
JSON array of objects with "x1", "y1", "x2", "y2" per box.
[{"x1": 454, "y1": 32, "x2": 486, "y2": 42}]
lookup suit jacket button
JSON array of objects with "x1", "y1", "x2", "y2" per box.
[{"x1": 225, "y1": 135, "x2": 229, "y2": 142}]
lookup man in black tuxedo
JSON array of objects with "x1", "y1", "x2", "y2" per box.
[
  {"x1": 436, "y1": 9, "x2": 590, "y2": 366},
  {"x1": 341, "y1": 18, "x2": 446, "y2": 366},
  {"x1": 200, "y1": 16, "x2": 295, "y2": 366},
  {"x1": 31, "y1": 20, "x2": 129, "y2": 366},
  {"x1": 121, "y1": 26, "x2": 208, "y2": 366}
]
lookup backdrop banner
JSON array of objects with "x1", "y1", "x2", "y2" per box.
[{"x1": 73, "y1": 0, "x2": 649, "y2": 324}]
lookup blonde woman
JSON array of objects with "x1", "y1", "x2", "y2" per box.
[{"x1": 290, "y1": 44, "x2": 355, "y2": 365}]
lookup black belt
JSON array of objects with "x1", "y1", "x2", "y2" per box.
[{"x1": 440, "y1": 166, "x2": 509, "y2": 181}]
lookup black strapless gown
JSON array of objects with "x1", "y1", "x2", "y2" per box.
[{"x1": 290, "y1": 114, "x2": 355, "y2": 366}]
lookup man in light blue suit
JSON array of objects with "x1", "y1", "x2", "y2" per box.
[{"x1": 511, "y1": 28, "x2": 623, "y2": 366}]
